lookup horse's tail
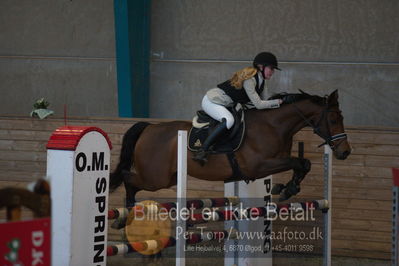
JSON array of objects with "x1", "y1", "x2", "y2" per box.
[{"x1": 109, "y1": 122, "x2": 150, "y2": 192}]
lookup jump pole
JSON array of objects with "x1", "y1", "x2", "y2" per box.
[
  {"x1": 176, "y1": 130, "x2": 187, "y2": 266},
  {"x1": 177, "y1": 133, "x2": 331, "y2": 266},
  {"x1": 324, "y1": 145, "x2": 332, "y2": 266},
  {"x1": 224, "y1": 175, "x2": 272, "y2": 266},
  {"x1": 46, "y1": 126, "x2": 112, "y2": 266},
  {"x1": 392, "y1": 168, "x2": 399, "y2": 266},
  {"x1": 224, "y1": 143, "x2": 332, "y2": 266}
]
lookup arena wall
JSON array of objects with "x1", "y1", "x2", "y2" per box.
[
  {"x1": 1, "y1": 1, "x2": 398, "y2": 128},
  {"x1": 0, "y1": 116, "x2": 398, "y2": 260},
  {"x1": 0, "y1": 0, "x2": 118, "y2": 117},
  {"x1": 151, "y1": 0, "x2": 399, "y2": 128}
]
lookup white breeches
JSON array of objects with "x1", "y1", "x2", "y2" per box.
[{"x1": 201, "y1": 95, "x2": 235, "y2": 129}]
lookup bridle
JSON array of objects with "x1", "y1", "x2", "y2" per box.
[{"x1": 291, "y1": 98, "x2": 348, "y2": 151}]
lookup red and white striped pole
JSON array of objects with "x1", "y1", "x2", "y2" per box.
[{"x1": 392, "y1": 168, "x2": 399, "y2": 266}]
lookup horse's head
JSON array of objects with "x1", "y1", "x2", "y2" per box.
[{"x1": 310, "y1": 90, "x2": 351, "y2": 160}]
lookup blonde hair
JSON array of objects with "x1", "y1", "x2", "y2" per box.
[{"x1": 230, "y1": 67, "x2": 258, "y2": 88}]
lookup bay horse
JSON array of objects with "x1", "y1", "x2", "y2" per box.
[{"x1": 110, "y1": 90, "x2": 351, "y2": 206}]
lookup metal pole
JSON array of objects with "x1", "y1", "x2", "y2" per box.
[
  {"x1": 176, "y1": 131, "x2": 187, "y2": 266},
  {"x1": 392, "y1": 168, "x2": 399, "y2": 266},
  {"x1": 323, "y1": 145, "x2": 332, "y2": 266}
]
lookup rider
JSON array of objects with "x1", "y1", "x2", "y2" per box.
[{"x1": 193, "y1": 52, "x2": 284, "y2": 164}]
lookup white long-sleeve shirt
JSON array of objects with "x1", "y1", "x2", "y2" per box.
[{"x1": 206, "y1": 72, "x2": 281, "y2": 109}]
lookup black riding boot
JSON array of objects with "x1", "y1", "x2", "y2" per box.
[{"x1": 192, "y1": 119, "x2": 228, "y2": 165}]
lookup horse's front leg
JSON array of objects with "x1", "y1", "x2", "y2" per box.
[
  {"x1": 242, "y1": 156, "x2": 312, "y2": 201},
  {"x1": 276, "y1": 157, "x2": 311, "y2": 201}
]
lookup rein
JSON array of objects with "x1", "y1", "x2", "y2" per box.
[{"x1": 291, "y1": 100, "x2": 347, "y2": 150}]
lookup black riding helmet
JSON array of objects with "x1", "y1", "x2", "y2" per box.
[{"x1": 253, "y1": 52, "x2": 281, "y2": 71}]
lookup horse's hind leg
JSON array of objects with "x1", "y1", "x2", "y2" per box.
[
  {"x1": 278, "y1": 157, "x2": 311, "y2": 201},
  {"x1": 124, "y1": 182, "x2": 140, "y2": 207},
  {"x1": 117, "y1": 170, "x2": 142, "y2": 207},
  {"x1": 110, "y1": 171, "x2": 142, "y2": 229}
]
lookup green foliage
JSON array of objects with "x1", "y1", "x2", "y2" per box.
[{"x1": 33, "y1": 98, "x2": 50, "y2": 109}]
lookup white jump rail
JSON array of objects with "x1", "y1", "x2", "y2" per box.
[
  {"x1": 176, "y1": 131, "x2": 332, "y2": 266},
  {"x1": 176, "y1": 130, "x2": 187, "y2": 266},
  {"x1": 392, "y1": 168, "x2": 399, "y2": 266}
]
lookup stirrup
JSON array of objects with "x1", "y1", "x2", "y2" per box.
[{"x1": 192, "y1": 150, "x2": 208, "y2": 166}]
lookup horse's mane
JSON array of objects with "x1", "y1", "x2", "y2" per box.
[{"x1": 269, "y1": 90, "x2": 326, "y2": 106}]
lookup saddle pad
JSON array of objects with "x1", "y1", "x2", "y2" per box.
[{"x1": 188, "y1": 117, "x2": 245, "y2": 154}]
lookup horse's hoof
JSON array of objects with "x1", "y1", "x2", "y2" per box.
[
  {"x1": 286, "y1": 181, "x2": 301, "y2": 196},
  {"x1": 271, "y1": 183, "x2": 286, "y2": 195},
  {"x1": 278, "y1": 189, "x2": 292, "y2": 202}
]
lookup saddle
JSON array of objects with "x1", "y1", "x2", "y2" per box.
[{"x1": 188, "y1": 104, "x2": 245, "y2": 153}]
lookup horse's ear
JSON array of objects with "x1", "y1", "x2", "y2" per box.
[{"x1": 328, "y1": 90, "x2": 339, "y2": 104}]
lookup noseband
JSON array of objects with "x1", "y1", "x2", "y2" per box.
[{"x1": 292, "y1": 99, "x2": 347, "y2": 151}]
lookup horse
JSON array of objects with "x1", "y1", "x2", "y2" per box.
[{"x1": 110, "y1": 90, "x2": 351, "y2": 206}]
